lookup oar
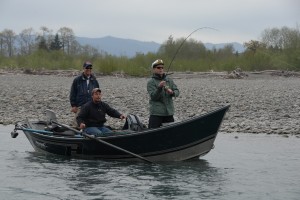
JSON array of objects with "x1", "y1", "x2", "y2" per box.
[
  {"x1": 15, "y1": 127, "x2": 53, "y2": 135},
  {"x1": 11, "y1": 127, "x2": 53, "y2": 138},
  {"x1": 51, "y1": 121, "x2": 154, "y2": 164}
]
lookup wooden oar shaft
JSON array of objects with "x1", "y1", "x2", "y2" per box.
[{"x1": 51, "y1": 121, "x2": 154, "y2": 164}]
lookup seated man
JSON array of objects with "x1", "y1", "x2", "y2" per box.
[{"x1": 76, "y1": 88, "x2": 126, "y2": 136}]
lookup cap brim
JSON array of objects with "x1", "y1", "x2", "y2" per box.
[{"x1": 153, "y1": 64, "x2": 164, "y2": 68}]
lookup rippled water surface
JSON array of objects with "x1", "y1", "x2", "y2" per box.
[{"x1": 1, "y1": 125, "x2": 300, "y2": 200}]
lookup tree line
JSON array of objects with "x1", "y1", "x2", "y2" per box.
[
  {"x1": 0, "y1": 25, "x2": 299, "y2": 75},
  {"x1": 0, "y1": 26, "x2": 99, "y2": 57}
]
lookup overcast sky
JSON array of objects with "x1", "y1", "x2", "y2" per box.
[{"x1": 1, "y1": 0, "x2": 299, "y2": 44}]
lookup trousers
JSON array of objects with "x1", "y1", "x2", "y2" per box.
[
  {"x1": 84, "y1": 126, "x2": 112, "y2": 137},
  {"x1": 148, "y1": 115, "x2": 174, "y2": 129}
]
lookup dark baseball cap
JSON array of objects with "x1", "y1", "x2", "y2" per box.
[{"x1": 83, "y1": 61, "x2": 92, "y2": 68}]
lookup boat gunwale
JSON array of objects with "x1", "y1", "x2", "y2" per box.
[
  {"x1": 23, "y1": 130, "x2": 218, "y2": 160},
  {"x1": 26, "y1": 104, "x2": 230, "y2": 141}
]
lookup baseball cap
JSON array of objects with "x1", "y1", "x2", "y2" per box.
[
  {"x1": 83, "y1": 61, "x2": 92, "y2": 68},
  {"x1": 91, "y1": 88, "x2": 101, "y2": 95}
]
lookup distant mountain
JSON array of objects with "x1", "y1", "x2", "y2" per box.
[
  {"x1": 76, "y1": 36, "x2": 245, "y2": 57},
  {"x1": 76, "y1": 36, "x2": 160, "y2": 57}
]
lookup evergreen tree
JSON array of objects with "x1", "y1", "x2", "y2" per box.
[{"x1": 50, "y1": 33, "x2": 62, "y2": 51}]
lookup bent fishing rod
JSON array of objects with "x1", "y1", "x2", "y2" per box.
[{"x1": 165, "y1": 27, "x2": 219, "y2": 75}]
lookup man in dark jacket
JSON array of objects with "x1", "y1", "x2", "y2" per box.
[
  {"x1": 147, "y1": 59, "x2": 180, "y2": 128},
  {"x1": 70, "y1": 61, "x2": 100, "y2": 125},
  {"x1": 77, "y1": 88, "x2": 126, "y2": 136}
]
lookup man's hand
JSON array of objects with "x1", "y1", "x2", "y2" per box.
[
  {"x1": 120, "y1": 114, "x2": 126, "y2": 120},
  {"x1": 165, "y1": 88, "x2": 174, "y2": 95},
  {"x1": 164, "y1": 85, "x2": 174, "y2": 95},
  {"x1": 71, "y1": 106, "x2": 78, "y2": 113},
  {"x1": 158, "y1": 81, "x2": 166, "y2": 88},
  {"x1": 79, "y1": 123, "x2": 86, "y2": 129}
]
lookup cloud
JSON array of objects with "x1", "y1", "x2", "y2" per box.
[{"x1": 0, "y1": 0, "x2": 299, "y2": 43}]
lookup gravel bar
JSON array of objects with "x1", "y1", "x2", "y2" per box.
[{"x1": 1, "y1": 71, "x2": 300, "y2": 135}]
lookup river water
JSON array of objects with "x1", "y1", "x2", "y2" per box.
[{"x1": 1, "y1": 125, "x2": 299, "y2": 200}]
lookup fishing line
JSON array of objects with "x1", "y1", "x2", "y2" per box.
[{"x1": 166, "y1": 27, "x2": 219, "y2": 75}]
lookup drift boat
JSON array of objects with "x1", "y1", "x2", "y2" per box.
[{"x1": 12, "y1": 105, "x2": 230, "y2": 162}]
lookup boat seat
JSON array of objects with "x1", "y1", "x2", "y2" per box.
[{"x1": 45, "y1": 109, "x2": 57, "y2": 122}]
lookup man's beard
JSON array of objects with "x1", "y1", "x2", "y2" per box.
[{"x1": 93, "y1": 99, "x2": 101, "y2": 103}]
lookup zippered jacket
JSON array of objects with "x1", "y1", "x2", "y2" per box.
[
  {"x1": 147, "y1": 73, "x2": 179, "y2": 116},
  {"x1": 70, "y1": 73, "x2": 100, "y2": 107}
]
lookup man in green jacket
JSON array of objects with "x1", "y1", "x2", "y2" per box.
[{"x1": 147, "y1": 59, "x2": 180, "y2": 128}]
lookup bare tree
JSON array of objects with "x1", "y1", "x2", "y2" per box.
[
  {"x1": 58, "y1": 27, "x2": 75, "y2": 55},
  {"x1": 0, "y1": 29, "x2": 16, "y2": 57},
  {"x1": 40, "y1": 26, "x2": 53, "y2": 41},
  {"x1": 68, "y1": 40, "x2": 82, "y2": 55},
  {"x1": 35, "y1": 26, "x2": 53, "y2": 50},
  {"x1": 280, "y1": 26, "x2": 300, "y2": 49},
  {"x1": 0, "y1": 32, "x2": 4, "y2": 56},
  {"x1": 80, "y1": 44, "x2": 99, "y2": 56},
  {"x1": 18, "y1": 27, "x2": 36, "y2": 55},
  {"x1": 261, "y1": 26, "x2": 300, "y2": 50}
]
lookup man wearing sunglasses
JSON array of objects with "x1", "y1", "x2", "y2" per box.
[
  {"x1": 147, "y1": 59, "x2": 180, "y2": 128},
  {"x1": 70, "y1": 61, "x2": 100, "y2": 126}
]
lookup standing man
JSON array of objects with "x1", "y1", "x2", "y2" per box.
[
  {"x1": 77, "y1": 88, "x2": 126, "y2": 136},
  {"x1": 70, "y1": 61, "x2": 100, "y2": 126},
  {"x1": 147, "y1": 59, "x2": 180, "y2": 129}
]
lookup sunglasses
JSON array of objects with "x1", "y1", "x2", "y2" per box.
[
  {"x1": 85, "y1": 67, "x2": 92, "y2": 69},
  {"x1": 156, "y1": 67, "x2": 164, "y2": 69}
]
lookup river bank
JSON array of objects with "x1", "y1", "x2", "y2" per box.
[{"x1": 1, "y1": 70, "x2": 299, "y2": 135}]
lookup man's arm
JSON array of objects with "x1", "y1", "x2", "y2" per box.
[
  {"x1": 147, "y1": 79, "x2": 163, "y2": 101},
  {"x1": 70, "y1": 78, "x2": 78, "y2": 107}
]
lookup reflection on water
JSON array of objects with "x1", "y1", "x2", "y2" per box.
[
  {"x1": 1, "y1": 125, "x2": 300, "y2": 200},
  {"x1": 21, "y1": 154, "x2": 225, "y2": 199}
]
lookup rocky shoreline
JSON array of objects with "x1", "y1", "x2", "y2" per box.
[{"x1": 1, "y1": 70, "x2": 300, "y2": 135}]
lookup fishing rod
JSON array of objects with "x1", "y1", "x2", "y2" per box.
[{"x1": 165, "y1": 27, "x2": 219, "y2": 75}]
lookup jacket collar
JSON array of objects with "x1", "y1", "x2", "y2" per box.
[
  {"x1": 81, "y1": 73, "x2": 95, "y2": 80},
  {"x1": 152, "y1": 73, "x2": 166, "y2": 80}
]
